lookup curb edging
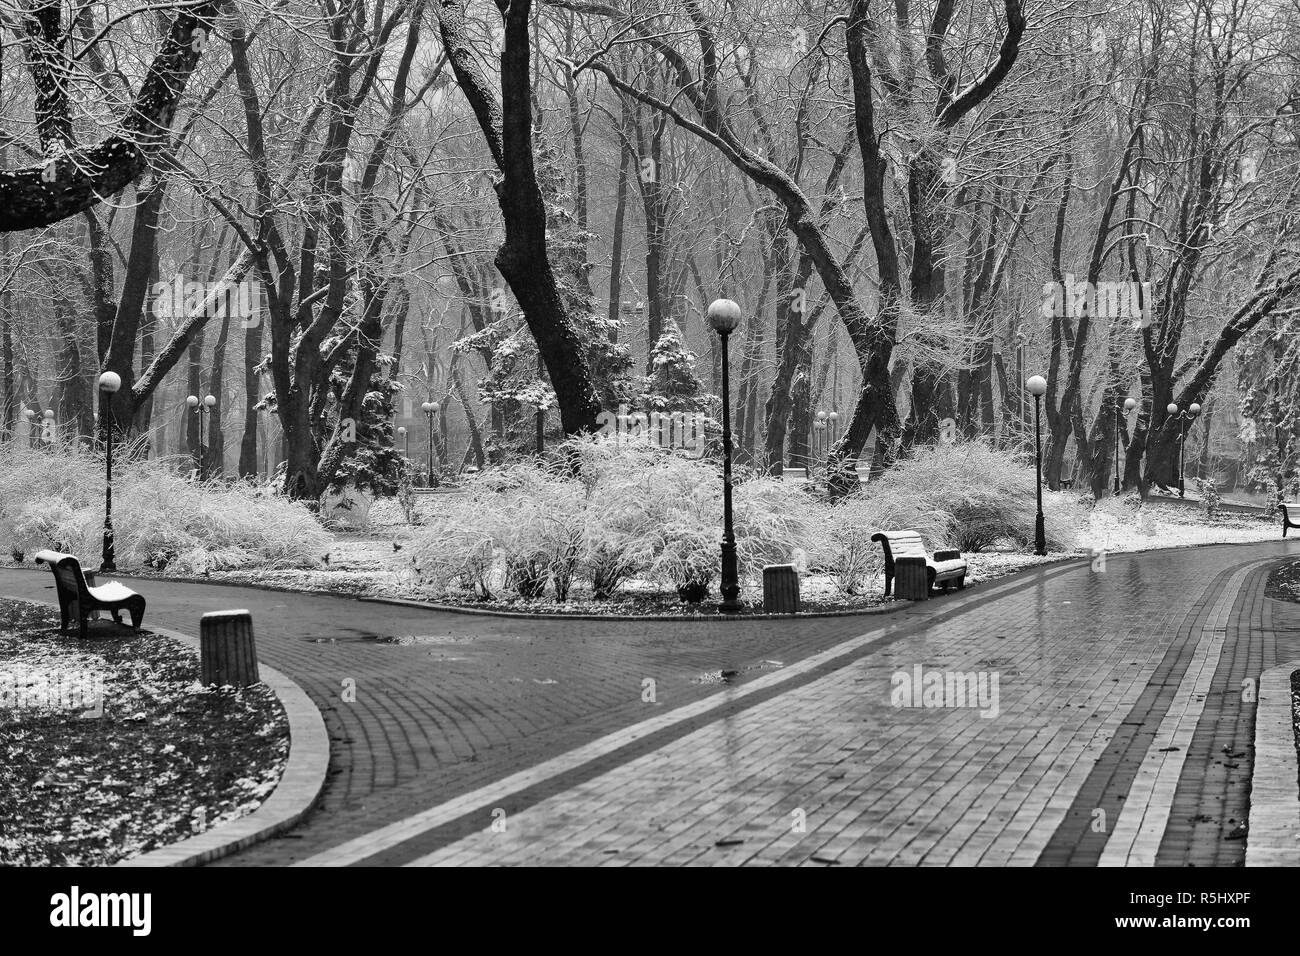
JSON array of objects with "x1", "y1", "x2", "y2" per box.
[
  {"x1": 1, "y1": 590, "x2": 331, "y2": 868},
  {"x1": 112, "y1": 623, "x2": 329, "y2": 867},
  {"x1": 1246, "y1": 659, "x2": 1300, "y2": 866}
]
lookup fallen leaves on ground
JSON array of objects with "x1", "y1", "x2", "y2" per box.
[{"x1": 0, "y1": 599, "x2": 288, "y2": 866}]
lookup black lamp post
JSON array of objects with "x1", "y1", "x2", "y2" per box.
[
  {"x1": 1166, "y1": 401, "x2": 1201, "y2": 497},
  {"x1": 828, "y1": 410, "x2": 840, "y2": 448},
  {"x1": 816, "y1": 410, "x2": 828, "y2": 465},
  {"x1": 99, "y1": 371, "x2": 121, "y2": 573},
  {"x1": 21, "y1": 407, "x2": 35, "y2": 447},
  {"x1": 188, "y1": 394, "x2": 216, "y2": 479},
  {"x1": 1114, "y1": 397, "x2": 1137, "y2": 494},
  {"x1": 1027, "y1": 375, "x2": 1047, "y2": 556},
  {"x1": 397, "y1": 425, "x2": 408, "y2": 458},
  {"x1": 421, "y1": 400, "x2": 439, "y2": 486},
  {"x1": 708, "y1": 298, "x2": 743, "y2": 613}
]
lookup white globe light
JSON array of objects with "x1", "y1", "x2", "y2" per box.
[
  {"x1": 21, "y1": 408, "x2": 32, "y2": 420},
  {"x1": 43, "y1": 409, "x2": 54, "y2": 419},
  {"x1": 829, "y1": 411, "x2": 840, "y2": 422},
  {"x1": 204, "y1": 394, "x2": 217, "y2": 408},
  {"x1": 187, "y1": 395, "x2": 199, "y2": 408},
  {"x1": 816, "y1": 410, "x2": 828, "y2": 420},
  {"x1": 1124, "y1": 398, "x2": 1137, "y2": 412},
  {"x1": 1026, "y1": 375, "x2": 1047, "y2": 397},
  {"x1": 1167, "y1": 403, "x2": 1179, "y2": 415},
  {"x1": 1189, "y1": 402, "x2": 1201, "y2": 415},
  {"x1": 707, "y1": 298, "x2": 742, "y2": 334},
  {"x1": 98, "y1": 371, "x2": 122, "y2": 393},
  {"x1": 397, "y1": 426, "x2": 407, "y2": 436},
  {"x1": 430, "y1": 402, "x2": 440, "y2": 414},
  {"x1": 421, "y1": 401, "x2": 433, "y2": 413}
]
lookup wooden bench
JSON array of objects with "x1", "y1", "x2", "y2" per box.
[
  {"x1": 871, "y1": 530, "x2": 968, "y2": 599},
  {"x1": 33, "y1": 550, "x2": 146, "y2": 639},
  {"x1": 1282, "y1": 502, "x2": 1300, "y2": 538}
]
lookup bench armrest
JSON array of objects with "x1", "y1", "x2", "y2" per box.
[{"x1": 933, "y1": 549, "x2": 963, "y2": 562}]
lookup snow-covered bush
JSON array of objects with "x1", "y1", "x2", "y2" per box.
[
  {"x1": 1196, "y1": 477, "x2": 1222, "y2": 519},
  {"x1": 405, "y1": 462, "x2": 587, "y2": 601},
  {"x1": 0, "y1": 441, "x2": 328, "y2": 572},
  {"x1": 817, "y1": 496, "x2": 953, "y2": 595},
  {"x1": 404, "y1": 437, "x2": 828, "y2": 602},
  {"x1": 863, "y1": 441, "x2": 1082, "y2": 552},
  {"x1": 400, "y1": 437, "x2": 1089, "y2": 604},
  {"x1": 732, "y1": 477, "x2": 824, "y2": 577}
]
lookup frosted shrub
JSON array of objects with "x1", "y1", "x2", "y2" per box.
[
  {"x1": 496, "y1": 478, "x2": 586, "y2": 601},
  {"x1": 401, "y1": 436, "x2": 1090, "y2": 607},
  {"x1": 0, "y1": 441, "x2": 328, "y2": 572},
  {"x1": 646, "y1": 520, "x2": 718, "y2": 600},
  {"x1": 819, "y1": 496, "x2": 952, "y2": 595},
  {"x1": 866, "y1": 441, "x2": 1081, "y2": 552},
  {"x1": 10, "y1": 496, "x2": 85, "y2": 559},
  {"x1": 406, "y1": 462, "x2": 587, "y2": 601},
  {"x1": 731, "y1": 478, "x2": 825, "y2": 578},
  {"x1": 570, "y1": 438, "x2": 722, "y2": 599},
  {"x1": 408, "y1": 514, "x2": 496, "y2": 599},
  {"x1": 582, "y1": 491, "x2": 656, "y2": 598}
]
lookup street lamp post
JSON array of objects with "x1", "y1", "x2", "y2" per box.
[
  {"x1": 1166, "y1": 402, "x2": 1201, "y2": 497},
  {"x1": 188, "y1": 394, "x2": 217, "y2": 479},
  {"x1": 816, "y1": 409, "x2": 829, "y2": 466},
  {"x1": 708, "y1": 298, "x2": 743, "y2": 613},
  {"x1": 98, "y1": 372, "x2": 122, "y2": 573},
  {"x1": 42, "y1": 409, "x2": 55, "y2": 447},
  {"x1": 21, "y1": 407, "x2": 34, "y2": 447},
  {"x1": 828, "y1": 410, "x2": 840, "y2": 448},
  {"x1": 186, "y1": 395, "x2": 200, "y2": 475},
  {"x1": 397, "y1": 425, "x2": 408, "y2": 458},
  {"x1": 1027, "y1": 375, "x2": 1048, "y2": 556},
  {"x1": 421, "y1": 401, "x2": 439, "y2": 486},
  {"x1": 1114, "y1": 397, "x2": 1137, "y2": 494}
]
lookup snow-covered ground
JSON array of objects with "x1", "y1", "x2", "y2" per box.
[{"x1": 1082, "y1": 499, "x2": 1280, "y2": 553}]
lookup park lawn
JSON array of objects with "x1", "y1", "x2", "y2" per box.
[{"x1": 0, "y1": 600, "x2": 288, "y2": 866}]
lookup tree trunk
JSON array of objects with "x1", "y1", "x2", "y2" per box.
[
  {"x1": 205, "y1": 308, "x2": 231, "y2": 477},
  {"x1": 437, "y1": 0, "x2": 601, "y2": 438},
  {"x1": 238, "y1": 312, "x2": 263, "y2": 478}
]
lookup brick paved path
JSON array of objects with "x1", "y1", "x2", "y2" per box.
[{"x1": 3, "y1": 539, "x2": 1297, "y2": 866}]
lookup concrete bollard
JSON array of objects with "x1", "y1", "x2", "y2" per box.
[{"x1": 200, "y1": 609, "x2": 261, "y2": 687}]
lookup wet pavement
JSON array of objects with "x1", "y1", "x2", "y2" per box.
[{"x1": 3, "y1": 539, "x2": 1297, "y2": 866}]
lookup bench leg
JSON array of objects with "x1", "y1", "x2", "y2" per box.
[
  {"x1": 957, "y1": 573, "x2": 966, "y2": 590},
  {"x1": 127, "y1": 598, "x2": 145, "y2": 631},
  {"x1": 78, "y1": 613, "x2": 88, "y2": 641}
]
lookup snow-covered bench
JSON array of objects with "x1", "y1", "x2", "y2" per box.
[
  {"x1": 1282, "y1": 502, "x2": 1300, "y2": 538},
  {"x1": 33, "y1": 550, "x2": 146, "y2": 639},
  {"x1": 871, "y1": 530, "x2": 967, "y2": 599}
]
